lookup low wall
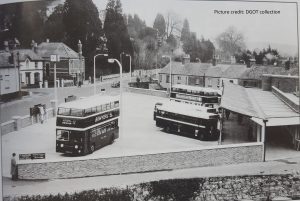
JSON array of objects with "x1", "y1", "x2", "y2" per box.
[
  {"x1": 272, "y1": 86, "x2": 299, "y2": 113},
  {"x1": 18, "y1": 143, "x2": 263, "y2": 180},
  {"x1": 1, "y1": 120, "x2": 15, "y2": 135},
  {"x1": 125, "y1": 87, "x2": 168, "y2": 98},
  {"x1": 1, "y1": 108, "x2": 55, "y2": 135}
]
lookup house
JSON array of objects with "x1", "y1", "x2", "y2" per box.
[
  {"x1": 238, "y1": 65, "x2": 298, "y2": 88},
  {"x1": 158, "y1": 58, "x2": 210, "y2": 89},
  {"x1": 219, "y1": 64, "x2": 248, "y2": 85},
  {"x1": 17, "y1": 47, "x2": 44, "y2": 88},
  {"x1": 37, "y1": 39, "x2": 85, "y2": 85},
  {"x1": 0, "y1": 44, "x2": 20, "y2": 100},
  {"x1": 204, "y1": 64, "x2": 230, "y2": 89}
]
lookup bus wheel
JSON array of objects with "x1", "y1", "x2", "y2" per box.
[
  {"x1": 109, "y1": 135, "x2": 114, "y2": 144},
  {"x1": 198, "y1": 133, "x2": 205, "y2": 141},
  {"x1": 90, "y1": 144, "x2": 95, "y2": 153},
  {"x1": 165, "y1": 126, "x2": 170, "y2": 133}
]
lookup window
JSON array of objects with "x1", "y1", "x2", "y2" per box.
[
  {"x1": 166, "y1": 75, "x2": 170, "y2": 83},
  {"x1": 208, "y1": 78, "x2": 212, "y2": 87},
  {"x1": 196, "y1": 78, "x2": 200, "y2": 85},
  {"x1": 26, "y1": 60, "x2": 29, "y2": 68},
  {"x1": 159, "y1": 75, "x2": 162, "y2": 82},
  {"x1": 35, "y1": 62, "x2": 38, "y2": 68},
  {"x1": 177, "y1": 76, "x2": 181, "y2": 80}
]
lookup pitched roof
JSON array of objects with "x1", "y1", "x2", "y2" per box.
[
  {"x1": 159, "y1": 62, "x2": 211, "y2": 76},
  {"x1": 221, "y1": 64, "x2": 248, "y2": 79},
  {"x1": 15, "y1": 49, "x2": 43, "y2": 61},
  {"x1": 37, "y1": 42, "x2": 80, "y2": 59},
  {"x1": 0, "y1": 51, "x2": 15, "y2": 68},
  {"x1": 239, "y1": 65, "x2": 293, "y2": 80},
  {"x1": 221, "y1": 83, "x2": 299, "y2": 120},
  {"x1": 205, "y1": 64, "x2": 231, "y2": 77}
]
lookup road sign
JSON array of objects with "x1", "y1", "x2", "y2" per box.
[{"x1": 19, "y1": 153, "x2": 45, "y2": 160}]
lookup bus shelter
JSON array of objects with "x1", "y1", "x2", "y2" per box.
[{"x1": 220, "y1": 83, "x2": 300, "y2": 161}]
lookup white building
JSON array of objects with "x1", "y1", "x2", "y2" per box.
[
  {"x1": 0, "y1": 50, "x2": 20, "y2": 100},
  {"x1": 17, "y1": 49, "x2": 44, "y2": 87}
]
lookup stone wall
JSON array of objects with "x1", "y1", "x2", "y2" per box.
[
  {"x1": 0, "y1": 107, "x2": 55, "y2": 135},
  {"x1": 18, "y1": 143, "x2": 263, "y2": 180},
  {"x1": 125, "y1": 87, "x2": 168, "y2": 98},
  {"x1": 262, "y1": 74, "x2": 299, "y2": 93}
]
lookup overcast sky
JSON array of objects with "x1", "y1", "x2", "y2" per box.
[
  {"x1": 94, "y1": 0, "x2": 298, "y2": 56},
  {"x1": 0, "y1": 0, "x2": 298, "y2": 55}
]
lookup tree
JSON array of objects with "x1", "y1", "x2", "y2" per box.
[
  {"x1": 63, "y1": 0, "x2": 104, "y2": 76},
  {"x1": 44, "y1": 4, "x2": 65, "y2": 42},
  {"x1": 0, "y1": 1, "x2": 50, "y2": 48},
  {"x1": 216, "y1": 26, "x2": 245, "y2": 56},
  {"x1": 104, "y1": 0, "x2": 133, "y2": 73},
  {"x1": 153, "y1": 13, "x2": 166, "y2": 37},
  {"x1": 165, "y1": 11, "x2": 182, "y2": 39},
  {"x1": 180, "y1": 18, "x2": 190, "y2": 42}
]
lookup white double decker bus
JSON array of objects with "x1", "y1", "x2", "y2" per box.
[
  {"x1": 170, "y1": 84, "x2": 221, "y2": 107},
  {"x1": 56, "y1": 95, "x2": 119, "y2": 155},
  {"x1": 155, "y1": 101, "x2": 220, "y2": 141}
]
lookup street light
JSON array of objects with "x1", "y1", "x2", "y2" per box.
[
  {"x1": 107, "y1": 58, "x2": 123, "y2": 138},
  {"x1": 125, "y1": 54, "x2": 132, "y2": 82},
  {"x1": 120, "y1": 52, "x2": 124, "y2": 68},
  {"x1": 162, "y1": 55, "x2": 172, "y2": 94},
  {"x1": 93, "y1": 53, "x2": 108, "y2": 95}
]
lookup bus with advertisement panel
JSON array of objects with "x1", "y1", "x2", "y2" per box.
[
  {"x1": 155, "y1": 101, "x2": 220, "y2": 141},
  {"x1": 170, "y1": 84, "x2": 221, "y2": 107},
  {"x1": 56, "y1": 95, "x2": 119, "y2": 155}
]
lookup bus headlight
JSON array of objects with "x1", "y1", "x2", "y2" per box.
[
  {"x1": 60, "y1": 144, "x2": 64, "y2": 148},
  {"x1": 75, "y1": 145, "x2": 79, "y2": 149}
]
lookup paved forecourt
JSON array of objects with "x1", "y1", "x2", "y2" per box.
[{"x1": 2, "y1": 92, "x2": 225, "y2": 178}]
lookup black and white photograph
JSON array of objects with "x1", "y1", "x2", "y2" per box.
[{"x1": 0, "y1": 0, "x2": 299, "y2": 200}]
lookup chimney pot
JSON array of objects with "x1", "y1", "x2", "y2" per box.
[{"x1": 4, "y1": 41, "x2": 9, "y2": 52}]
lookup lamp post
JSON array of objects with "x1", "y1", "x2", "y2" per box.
[
  {"x1": 263, "y1": 119, "x2": 268, "y2": 162},
  {"x1": 93, "y1": 53, "x2": 108, "y2": 95},
  {"x1": 162, "y1": 55, "x2": 172, "y2": 94},
  {"x1": 125, "y1": 54, "x2": 132, "y2": 82},
  {"x1": 108, "y1": 58, "x2": 123, "y2": 138},
  {"x1": 120, "y1": 52, "x2": 124, "y2": 68}
]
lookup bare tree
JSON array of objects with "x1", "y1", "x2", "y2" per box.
[
  {"x1": 165, "y1": 11, "x2": 182, "y2": 39},
  {"x1": 216, "y1": 26, "x2": 246, "y2": 56}
]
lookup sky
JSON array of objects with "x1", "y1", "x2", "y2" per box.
[
  {"x1": 94, "y1": 0, "x2": 298, "y2": 56},
  {"x1": 0, "y1": 0, "x2": 298, "y2": 56}
]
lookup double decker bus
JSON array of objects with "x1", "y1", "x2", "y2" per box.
[
  {"x1": 170, "y1": 84, "x2": 221, "y2": 107},
  {"x1": 56, "y1": 95, "x2": 119, "y2": 155},
  {"x1": 154, "y1": 100, "x2": 218, "y2": 120},
  {"x1": 155, "y1": 101, "x2": 220, "y2": 140}
]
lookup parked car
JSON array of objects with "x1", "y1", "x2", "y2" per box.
[{"x1": 111, "y1": 81, "x2": 120, "y2": 88}]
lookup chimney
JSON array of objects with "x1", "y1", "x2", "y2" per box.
[
  {"x1": 4, "y1": 41, "x2": 9, "y2": 52},
  {"x1": 31, "y1": 40, "x2": 35, "y2": 50},
  {"x1": 46, "y1": 38, "x2": 50, "y2": 43},
  {"x1": 212, "y1": 58, "x2": 216, "y2": 66},
  {"x1": 34, "y1": 42, "x2": 38, "y2": 53},
  {"x1": 78, "y1": 40, "x2": 82, "y2": 57},
  {"x1": 182, "y1": 54, "x2": 190, "y2": 65}
]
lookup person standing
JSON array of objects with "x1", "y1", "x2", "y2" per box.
[{"x1": 11, "y1": 153, "x2": 17, "y2": 180}]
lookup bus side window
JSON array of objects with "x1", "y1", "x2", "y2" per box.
[{"x1": 97, "y1": 105, "x2": 102, "y2": 112}]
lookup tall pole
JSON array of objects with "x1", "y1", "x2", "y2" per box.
[
  {"x1": 54, "y1": 62, "x2": 57, "y2": 108},
  {"x1": 169, "y1": 56, "x2": 172, "y2": 93},
  {"x1": 108, "y1": 59, "x2": 123, "y2": 138},
  {"x1": 126, "y1": 54, "x2": 132, "y2": 83},
  {"x1": 93, "y1": 55, "x2": 96, "y2": 95},
  {"x1": 94, "y1": 54, "x2": 108, "y2": 95},
  {"x1": 263, "y1": 119, "x2": 268, "y2": 162}
]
